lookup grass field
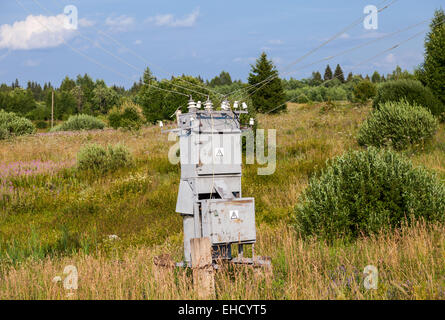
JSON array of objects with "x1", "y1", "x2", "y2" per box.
[{"x1": 1, "y1": 102, "x2": 444, "y2": 299}]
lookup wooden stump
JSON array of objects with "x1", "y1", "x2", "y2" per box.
[{"x1": 190, "y1": 237, "x2": 215, "y2": 299}]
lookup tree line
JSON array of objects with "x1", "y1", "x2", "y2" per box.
[{"x1": 0, "y1": 8, "x2": 443, "y2": 123}]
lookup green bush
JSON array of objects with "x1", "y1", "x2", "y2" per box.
[
  {"x1": 76, "y1": 143, "x2": 133, "y2": 173},
  {"x1": 357, "y1": 100, "x2": 438, "y2": 150},
  {"x1": 0, "y1": 109, "x2": 35, "y2": 139},
  {"x1": 286, "y1": 85, "x2": 350, "y2": 103},
  {"x1": 51, "y1": 114, "x2": 105, "y2": 132},
  {"x1": 297, "y1": 94, "x2": 310, "y2": 104},
  {"x1": 108, "y1": 101, "x2": 145, "y2": 131},
  {"x1": 373, "y1": 80, "x2": 444, "y2": 117},
  {"x1": 293, "y1": 148, "x2": 445, "y2": 240},
  {"x1": 35, "y1": 121, "x2": 48, "y2": 129},
  {"x1": 353, "y1": 80, "x2": 376, "y2": 104},
  {"x1": 107, "y1": 144, "x2": 133, "y2": 171}
]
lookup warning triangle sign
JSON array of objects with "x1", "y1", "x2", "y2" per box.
[
  {"x1": 230, "y1": 210, "x2": 239, "y2": 220},
  {"x1": 215, "y1": 148, "x2": 224, "y2": 157}
]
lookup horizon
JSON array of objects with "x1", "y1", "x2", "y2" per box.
[{"x1": 0, "y1": 0, "x2": 443, "y2": 89}]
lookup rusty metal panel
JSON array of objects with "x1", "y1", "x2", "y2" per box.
[{"x1": 202, "y1": 198, "x2": 256, "y2": 244}]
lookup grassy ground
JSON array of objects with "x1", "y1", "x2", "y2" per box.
[{"x1": 0, "y1": 102, "x2": 444, "y2": 299}]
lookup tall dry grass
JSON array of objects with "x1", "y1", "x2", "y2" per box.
[
  {"x1": 1, "y1": 221, "x2": 444, "y2": 300},
  {"x1": 0, "y1": 102, "x2": 444, "y2": 299}
]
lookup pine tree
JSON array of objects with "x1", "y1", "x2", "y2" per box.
[
  {"x1": 209, "y1": 71, "x2": 232, "y2": 87},
  {"x1": 346, "y1": 72, "x2": 353, "y2": 82},
  {"x1": 419, "y1": 8, "x2": 445, "y2": 105},
  {"x1": 248, "y1": 52, "x2": 286, "y2": 113},
  {"x1": 323, "y1": 65, "x2": 333, "y2": 81},
  {"x1": 310, "y1": 71, "x2": 322, "y2": 86},
  {"x1": 371, "y1": 71, "x2": 381, "y2": 83},
  {"x1": 60, "y1": 76, "x2": 76, "y2": 92},
  {"x1": 143, "y1": 67, "x2": 155, "y2": 85},
  {"x1": 12, "y1": 79, "x2": 20, "y2": 89},
  {"x1": 333, "y1": 64, "x2": 345, "y2": 83}
]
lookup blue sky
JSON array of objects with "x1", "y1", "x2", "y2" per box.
[{"x1": 0, "y1": 0, "x2": 443, "y2": 88}]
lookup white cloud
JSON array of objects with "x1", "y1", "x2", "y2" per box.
[
  {"x1": 268, "y1": 39, "x2": 284, "y2": 45},
  {"x1": 320, "y1": 33, "x2": 350, "y2": 41},
  {"x1": 0, "y1": 14, "x2": 76, "y2": 50},
  {"x1": 79, "y1": 18, "x2": 95, "y2": 28},
  {"x1": 23, "y1": 59, "x2": 40, "y2": 67},
  {"x1": 385, "y1": 53, "x2": 396, "y2": 63},
  {"x1": 146, "y1": 7, "x2": 200, "y2": 27},
  {"x1": 233, "y1": 57, "x2": 256, "y2": 63},
  {"x1": 105, "y1": 15, "x2": 135, "y2": 32},
  {"x1": 359, "y1": 31, "x2": 387, "y2": 39},
  {"x1": 134, "y1": 39, "x2": 142, "y2": 45}
]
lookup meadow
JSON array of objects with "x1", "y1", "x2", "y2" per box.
[{"x1": 0, "y1": 102, "x2": 444, "y2": 299}]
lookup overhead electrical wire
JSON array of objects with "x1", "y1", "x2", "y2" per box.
[
  {"x1": 46, "y1": 0, "x2": 224, "y2": 98},
  {"x1": 241, "y1": 18, "x2": 431, "y2": 101},
  {"x1": 227, "y1": 0, "x2": 399, "y2": 100},
  {"x1": 14, "y1": 0, "x2": 440, "y2": 112},
  {"x1": 262, "y1": 17, "x2": 445, "y2": 115},
  {"x1": 20, "y1": 0, "x2": 215, "y2": 99}
]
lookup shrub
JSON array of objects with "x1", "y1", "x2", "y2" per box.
[
  {"x1": 297, "y1": 94, "x2": 310, "y2": 104},
  {"x1": 357, "y1": 100, "x2": 438, "y2": 150},
  {"x1": 77, "y1": 143, "x2": 133, "y2": 173},
  {"x1": 107, "y1": 144, "x2": 133, "y2": 171},
  {"x1": 353, "y1": 80, "x2": 376, "y2": 104},
  {"x1": 51, "y1": 114, "x2": 105, "y2": 132},
  {"x1": 35, "y1": 121, "x2": 48, "y2": 129},
  {"x1": 373, "y1": 79, "x2": 444, "y2": 117},
  {"x1": 326, "y1": 86, "x2": 348, "y2": 101},
  {"x1": 0, "y1": 110, "x2": 35, "y2": 139},
  {"x1": 108, "y1": 101, "x2": 145, "y2": 131},
  {"x1": 293, "y1": 148, "x2": 445, "y2": 240}
]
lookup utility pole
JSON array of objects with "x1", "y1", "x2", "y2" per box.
[{"x1": 51, "y1": 90, "x2": 54, "y2": 129}]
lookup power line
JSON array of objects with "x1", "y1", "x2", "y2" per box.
[
  {"x1": 227, "y1": 0, "x2": 399, "y2": 100},
  {"x1": 14, "y1": 0, "x2": 197, "y2": 99},
  {"x1": 30, "y1": 0, "x2": 213, "y2": 98},
  {"x1": 49, "y1": 0, "x2": 224, "y2": 97},
  {"x1": 263, "y1": 18, "x2": 445, "y2": 115},
  {"x1": 242, "y1": 18, "x2": 430, "y2": 100},
  {"x1": 283, "y1": 19, "x2": 429, "y2": 77}
]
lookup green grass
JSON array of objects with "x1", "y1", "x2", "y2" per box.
[{"x1": 0, "y1": 102, "x2": 444, "y2": 299}]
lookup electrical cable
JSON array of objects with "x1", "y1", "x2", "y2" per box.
[
  {"x1": 227, "y1": 0, "x2": 399, "y2": 100},
  {"x1": 262, "y1": 18, "x2": 445, "y2": 115},
  {"x1": 14, "y1": 0, "x2": 198, "y2": 99},
  {"x1": 47, "y1": 0, "x2": 225, "y2": 98}
]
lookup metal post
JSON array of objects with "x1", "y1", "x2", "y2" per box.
[{"x1": 51, "y1": 90, "x2": 54, "y2": 129}]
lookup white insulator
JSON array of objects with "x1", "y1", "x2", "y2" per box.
[
  {"x1": 196, "y1": 101, "x2": 202, "y2": 109},
  {"x1": 159, "y1": 121, "x2": 164, "y2": 128},
  {"x1": 204, "y1": 99, "x2": 213, "y2": 111},
  {"x1": 221, "y1": 100, "x2": 230, "y2": 110},
  {"x1": 233, "y1": 101, "x2": 239, "y2": 109},
  {"x1": 242, "y1": 102, "x2": 248, "y2": 110},
  {"x1": 249, "y1": 118, "x2": 254, "y2": 126},
  {"x1": 187, "y1": 98, "x2": 196, "y2": 111}
]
